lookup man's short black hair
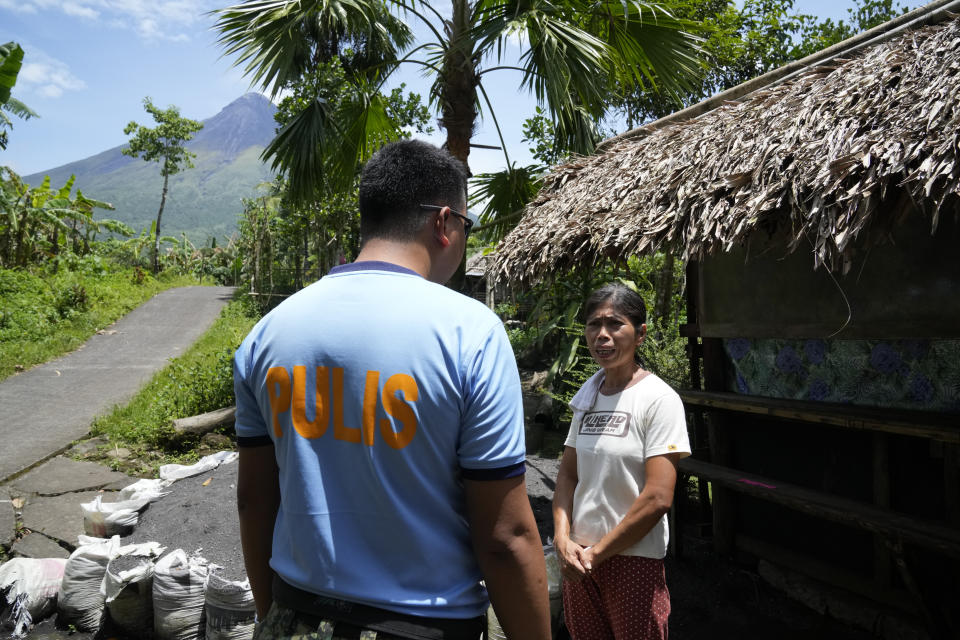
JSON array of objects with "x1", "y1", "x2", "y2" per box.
[{"x1": 358, "y1": 139, "x2": 468, "y2": 242}]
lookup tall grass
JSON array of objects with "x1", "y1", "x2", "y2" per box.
[
  {"x1": 0, "y1": 256, "x2": 204, "y2": 381},
  {"x1": 88, "y1": 296, "x2": 258, "y2": 473}
]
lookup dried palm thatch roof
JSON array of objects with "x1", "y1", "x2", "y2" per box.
[{"x1": 492, "y1": 0, "x2": 960, "y2": 285}]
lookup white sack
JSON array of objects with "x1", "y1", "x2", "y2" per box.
[
  {"x1": 81, "y1": 494, "x2": 151, "y2": 537},
  {"x1": 205, "y1": 568, "x2": 255, "y2": 640},
  {"x1": 57, "y1": 534, "x2": 120, "y2": 632},
  {"x1": 119, "y1": 478, "x2": 172, "y2": 502},
  {"x1": 103, "y1": 555, "x2": 155, "y2": 638},
  {"x1": 159, "y1": 451, "x2": 238, "y2": 481},
  {"x1": 0, "y1": 557, "x2": 67, "y2": 637},
  {"x1": 153, "y1": 549, "x2": 208, "y2": 640}
]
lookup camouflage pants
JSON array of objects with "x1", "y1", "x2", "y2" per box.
[{"x1": 253, "y1": 602, "x2": 406, "y2": 640}]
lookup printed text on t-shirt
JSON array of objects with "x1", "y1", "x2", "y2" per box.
[
  {"x1": 579, "y1": 411, "x2": 631, "y2": 437},
  {"x1": 265, "y1": 365, "x2": 418, "y2": 449}
]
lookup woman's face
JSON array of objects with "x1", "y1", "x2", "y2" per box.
[{"x1": 584, "y1": 300, "x2": 646, "y2": 372}]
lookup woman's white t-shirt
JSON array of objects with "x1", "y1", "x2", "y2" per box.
[{"x1": 564, "y1": 373, "x2": 691, "y2": 559}]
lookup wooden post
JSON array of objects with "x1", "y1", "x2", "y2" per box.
[
  {"x1": 873, "y1": 433, "x2": 892, "y2": 587},
  {"x1": 697, "y1": 255, "x2": 734, "y2": 555},
  {"x1": 946, "y1": 444, "x2": 960, "y2": 527},
  {"x1": 683, "y1": 261, "x2": 713, "y2": 526}
]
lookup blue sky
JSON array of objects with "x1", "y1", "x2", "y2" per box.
[{"x1": 2, "y1": 0, "x2": 923, "y2": 179}]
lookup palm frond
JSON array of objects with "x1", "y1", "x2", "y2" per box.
[
  {"x1": 470, "y1": 163, "x2": 543, "y2": 241},
  {"x1": 212, "y1": 0, "x2": 397, "y2": 96},
  {"x1": 262, "y1": 96, "x2": 340, "y2": 203}
]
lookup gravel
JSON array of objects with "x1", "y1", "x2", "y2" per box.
[
  {"x1": 4, "y1": 450, "x2": 877, "y2": 639},
  {"x1": 121, "y1": 458, "x2": 244, "y2": 577}
]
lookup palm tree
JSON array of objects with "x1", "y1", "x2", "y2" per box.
[{"x1": 213, "y1": 0, "x2": 702, "y2": 200}]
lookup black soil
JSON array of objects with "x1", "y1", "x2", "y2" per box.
[{"x1": 5, "y1": 451, "x2": 878, "y2": 639}]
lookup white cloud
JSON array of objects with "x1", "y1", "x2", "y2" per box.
[
  {"x1": 3, "y1": 0, "x2": 217, "y2": 40},
  {"x1": 62, "y1": 1, "x2": 99, "y2": 18},
  {"x1": 18, "y1": 57, "x2": 87, "y2": 99},
  {"x1": 0, "y1": 0, "x2": 57, "y2": 13}
]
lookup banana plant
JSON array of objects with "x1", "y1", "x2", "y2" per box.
[{"x1": 0, "y1": 42, "x2": 38, "y2": 150}]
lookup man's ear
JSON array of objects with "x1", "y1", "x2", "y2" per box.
[{"x1": 433, "y1": 208, "x2": 450, "y2": 247}]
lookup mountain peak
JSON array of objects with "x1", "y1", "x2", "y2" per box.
[{"x1": 191, "y1": 93, "x2": 278, "y2": 155}]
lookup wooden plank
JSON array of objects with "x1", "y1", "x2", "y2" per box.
[
  {"x1": 678, "y1": 323, "x2": 700, "y2": 338},
  {"x1": 697, "y1": 320, "x2": 960, "y2": 339},
  {"x1": 946, "y1": 444, "x2": 960, "y2": 527},
  {"x1": 735, "y1": 534, "x2": 914, "y2": 614},
  {"x1": 700, "y1": 338, "x2": 735, "y2": 554},
  {"x1": 679, "y1": 390, "x2": 960, "y2": 444},
  {"x1": 873, "y1": 433, "x2": 892, "y2": 587},
  {"x1": 679, "y1": 458, "x2": 960, "y2": 559}
]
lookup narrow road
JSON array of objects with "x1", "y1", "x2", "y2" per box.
[{"x1": 0, "y1": 286, "x2": 234, "y2": 482}]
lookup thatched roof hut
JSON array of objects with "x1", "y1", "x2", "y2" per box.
[
  {"x1": 490, "y1": 2, "x2": 960, "y2": 635},
  {"x1": 492, "y1": 0, "x2": 960, "y2": 284}
]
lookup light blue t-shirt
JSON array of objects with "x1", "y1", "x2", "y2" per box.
[{"x1": 233, "y1": 261, "x2": 526, "y2": 618}]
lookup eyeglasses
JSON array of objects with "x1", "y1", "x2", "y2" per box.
[{"x1": 420, "y1": 204, "x2": 473, "y2": 239}]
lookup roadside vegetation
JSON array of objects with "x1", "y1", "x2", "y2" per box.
[
  {"x1": 0, "y1": 260, "x2": 203, "y2": 381},
  {"x1": 80, "y1": 296, "x2": 258, "y2": 477}
]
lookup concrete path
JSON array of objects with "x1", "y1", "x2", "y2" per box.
[{"x1": 0, "y1": 285, "x2": 234, "y2": 482}]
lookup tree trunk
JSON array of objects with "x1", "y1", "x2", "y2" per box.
[
  {"x1": 153, "y1": 172, "x2": 169, "y2": 274},
  {"x1": 654, "y1": 251, "x2": 676, "y2": 334},
  {"x1": 440, "y1": 0, "x2": 478, "y2": 171}
]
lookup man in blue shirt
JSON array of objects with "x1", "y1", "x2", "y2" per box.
[{"x1": 234, "y1": 139, "x2": 550, "y2": 639}]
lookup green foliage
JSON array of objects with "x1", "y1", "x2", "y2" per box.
[
  {"x1": 90, "y1": 297, "x2": 259, "y2": 454},
  {"x1": 30, "y1": 143, "x2": 276, "y2": 246},
  {"x1": 0, "y1": 166, "x2": 122, "y2": 269},
  {"x1": 213, "y1": 0, "x2": 703, "y2": 199},
  {"x1": 124, "y1": 97, "x2": 205, "y2": 273},
  {"x1": 123, "y1": 98, "x2": 204, "y2": 178},
  {"x1": 0, "y1": 258, "x2": 202, "y2": 381},
  {"x1": 0, "y1": 41, "x2": 38, "y2": 150},
  {"x1": 612, "y1": 0, "x2": 908, "y2": 125},
  {"x1": 501, "y1": 253, "x2": 688, "y2": 424},
  {"x1": 231, "y1": 56, "x2": 434, "y2": 310}
]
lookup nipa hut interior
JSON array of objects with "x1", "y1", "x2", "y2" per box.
[{"x1": 491, "y1": 0, "x2": 960, "y2": 637}]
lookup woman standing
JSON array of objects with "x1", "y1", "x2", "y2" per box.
[{"x1": 553, "y1": 283, "x2": 690, "y2": 640}]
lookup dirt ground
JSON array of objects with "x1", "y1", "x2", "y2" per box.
[{"x1": 6, "y1": 444, "x2": 888, "y2": 640}]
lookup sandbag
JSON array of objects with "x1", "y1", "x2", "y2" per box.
[
  {"x1": 544, "y1": 545, "x2": 563, "y2": 631},
  {"x1": 205, "y1": 567, "x2": 255, "y2": 640},
  {"x1": 153, "y1": 549, "x2": 208, "y2": 640},
  {"x1": 81, "y1": 494, "x2": 151, "y2": 537},
  {"x1": 103, "y1": 553, "x2": 155, "y2": 638},
  {"x1": 0, "y1": 557, "x2": 67, "y2": 637},
  {"x1": 58, "y1": 535, "x2": 121, "y2": 632}
]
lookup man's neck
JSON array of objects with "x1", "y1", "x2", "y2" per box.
[{"x1": 354, "y1": 239, "x2": 432, "y2": 280}]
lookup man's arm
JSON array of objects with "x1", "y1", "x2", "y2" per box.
[
  {"x1": 465, "y1": 475, "x2": 551, "y2": 640},
  {"x1": 237, "y1": 444, "x2": 281, "y2": 619}
]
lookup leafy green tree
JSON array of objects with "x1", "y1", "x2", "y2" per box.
[
  {"x1": 612, "y1": 0, "x2": 908, "y2": 125},
  {"x1": 235, "y1": 57, "x2": 433, "y2": 308},
  {"x1": 0, "y1": 42, "x2": 38, "y2": 150},
  {"x1": 213, "y1": 0, "x2": 703, "y2": 201},
  {"x1": 123, "y1": 98, "x2": 204, "y2": 273}
]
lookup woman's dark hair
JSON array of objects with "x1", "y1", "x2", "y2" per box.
[{"x1": 584, "y1": 283, "x2": 647, "y2": 330}]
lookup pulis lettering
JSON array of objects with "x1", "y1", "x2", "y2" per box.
[{"x1": 265, "y1": 366, "x2": 418, "y2": 449}]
